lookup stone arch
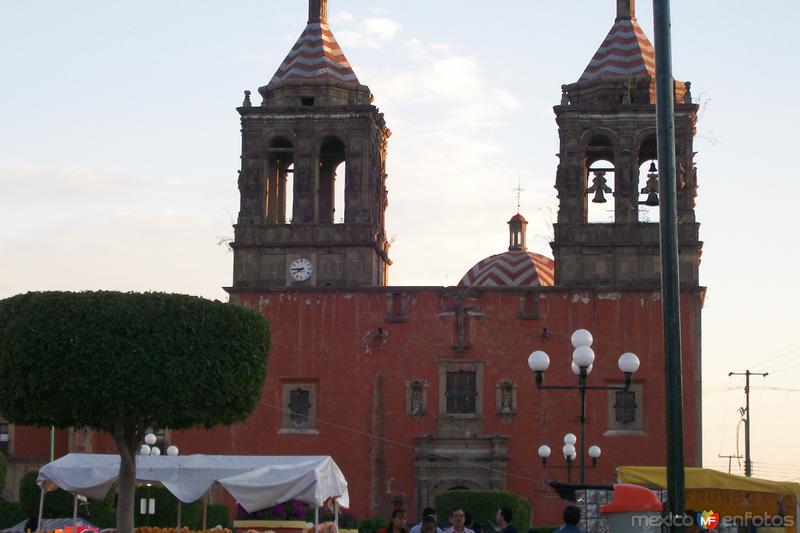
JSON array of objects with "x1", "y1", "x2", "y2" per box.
[
  {"x1": 582, "y1": 131, "x2": 618, "y2": 223},
  {"x1": 266, "y1": 136, "x2": 295, "y2": 223},
  {"x1": 317, "y1": 134, "x2": 347, "y2": 224}
]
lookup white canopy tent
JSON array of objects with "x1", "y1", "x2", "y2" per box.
[{"x1": 35, "y1": 454, "x2": 350, "y2": 532}]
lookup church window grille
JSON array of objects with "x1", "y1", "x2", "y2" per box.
[
  {"x1": 280, "y1": 382, "x2": 317, "y2": 431},
  {"x1": 614, "y1": 390, "x2": 637, "y2": 425},
  {"x1": 446, "y1": 371, "x2": 477, "y2": 414},
  {"x1": 289, "y1": 388, "x2": 311, "y2": 427}
]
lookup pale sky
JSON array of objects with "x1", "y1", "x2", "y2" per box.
[{"x1": 2, "y1": 1, "x2": 799, "y2": 482}]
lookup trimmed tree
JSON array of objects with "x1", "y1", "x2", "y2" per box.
[{"x1": 0, "y1": 291, "x2": 270, "y2": 533}]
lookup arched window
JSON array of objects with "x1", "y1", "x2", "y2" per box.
[
  {"x1": 637, "y1": 136, "x2": 659, "y2": 222},
  {"x1": 586, "y1": 136, "x2": 615, "y2": 223},
  {"x1": 318, "y1": 136, "x2": 346, "y2": 224},
  {"x1": 267, "y1": 137, "x2": 294, "y2": 224}
]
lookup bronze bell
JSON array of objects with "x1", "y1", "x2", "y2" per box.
[
  {"x1": 592, "y1": 187, "x2": 608, "y2": 204},
  {"x1": 587, "y1": 170, "x2": 612, "y2": 204},
  {"x1": 640, "y1": 161, "x2": 659, "y2": 206},
  {"x1": 643, "y1": 191, "x2": 659, "y2": 206}
]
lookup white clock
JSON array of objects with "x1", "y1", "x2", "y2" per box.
[{"x1": 289, "y1": 257, "x2": 313, "y2": 281}]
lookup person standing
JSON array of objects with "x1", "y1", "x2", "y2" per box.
[
  {"x1": 443, "y1": 508, "x2": 475, "y2": 533},
  {"x1": 409, "y1": 509, "x2": 442, "y2": 533},
  {"x1": 496, "y1": 507, "x2": 517, "y2": 533},
  {"x1": 378, "y1": 509, "x2": 408, "y2": 533},
  {"x1": 553, "y1": 505, "x2": 584, "y2": 533}
]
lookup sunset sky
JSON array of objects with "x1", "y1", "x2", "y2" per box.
[{"x1": 2, "y1": 1, "x2": 799, "y2": 482}]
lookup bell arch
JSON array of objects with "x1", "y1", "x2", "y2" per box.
[
  {"x1": 267, "y1": 136, "x2": 295, "y2": 224},
  {"x1": 585, "y1": 133, "x2": 617, "y2": 223},
  {"x1": 317, "y1": 135, "x2": 346, "y2": 224}
]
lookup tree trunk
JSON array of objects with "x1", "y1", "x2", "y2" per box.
[{"x1": 113, "y1": 428, "x2": 138, "y2": 533}]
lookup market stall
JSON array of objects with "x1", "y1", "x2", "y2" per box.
[{"x1": 35, "y1": 454, "x2": 349, "y2": 533}]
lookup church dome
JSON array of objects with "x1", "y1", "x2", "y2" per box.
[{"x1": 459, "y1": 250, "x2": 554, "y2": 288}]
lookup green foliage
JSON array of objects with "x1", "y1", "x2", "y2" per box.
[
  {"x1": 0, "y1": 500, "x2": 26, "y2": 529},
  {"x1": 0, "y1": 291, "x2": 270, "y2": 434},
  {"x1": 134, "y1": 486, "x2": 202, "y2": 529},
  {"x1": 204, "y1": 503, "x2": 230, "y2": 529},
  {"x1": 133, "y1": 487, "x2": 230, "y2": 529},
  {"x1": 435, "y1": 490, "x2": 532, "y2": 529},
  {"x1": 0, "y1": 451, "x2": 7, "y2": 497},
  {"x1": 18, "y1": 471, "x2": 115, "y2": 526},
  {"x1": 357, "y1": 516, "x2": 385, "y2": 533}
]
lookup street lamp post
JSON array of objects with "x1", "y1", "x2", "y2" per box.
[
  {"x1": 528, "y1": 329, "x2": 640, "y2": 484},
  {"x1": 538, "y1": 434, "x2": 601, "y2": 484},
  {"x1": 139, "y1": 432, "x2": 180, "y2": 527}
]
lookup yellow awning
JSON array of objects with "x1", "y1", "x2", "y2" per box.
[{"x1": 617, "y1": 466, "x2": 800, "y2": 498}]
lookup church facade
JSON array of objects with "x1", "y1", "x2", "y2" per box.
[{"x1": 3, "y1": 0, "x2": 704, "y2": 527}]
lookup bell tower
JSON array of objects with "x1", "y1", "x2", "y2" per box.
[
  {"x1": 231, "y1": 0, "x2": 392, "y2": 289},
  {"x1": 551, "y1": 0, "x2": 701, "y2": 288}
]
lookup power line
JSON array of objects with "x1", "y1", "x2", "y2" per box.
[
  {"x1": 258, "y1": 400, "x2": 549, "y2": 486},
  {"x1": 751, "y1": 344, "x2": 800, "y2": 371}
]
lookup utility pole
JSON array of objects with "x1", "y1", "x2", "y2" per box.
[
  {"x1": 652, "y1": 0, "x2": 686, "y2": 527},
  {"x1": 729, "y1": 370, "x2": 768, "y2": 477},
  {"x1": 717, "y1": 454, "x2": 743, "y2": 475}
]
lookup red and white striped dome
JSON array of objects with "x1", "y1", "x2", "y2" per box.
[
  {"x1": 459, "y1": 251, "x2": 555, "y2": 288},
  {"x1": 269, "y1": 22, "x2": 359, "y2": 86},
  {"x1": 579, "y1": 18, "x2": 655, "y2": 82}
]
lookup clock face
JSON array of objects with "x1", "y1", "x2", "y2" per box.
[{"x1": 289, "y1": 257, "x2": 313, "y2": 281}]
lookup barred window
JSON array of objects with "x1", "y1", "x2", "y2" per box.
[
  {"x1": 614, "y1": 390, "x2": 638, "y2": 425},
  {"x1": 446, "y1": 371, "x2": 477, "y2": 414},
  {"x1": 289, "y1": 388, "x2": 311, "y2": 427}
]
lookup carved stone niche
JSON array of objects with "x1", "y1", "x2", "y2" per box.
[
  {"x1": 406, "y1": 379, "x2": 429, "y2": 418},
  {"x1": 495, "y1": 380, "x2": 518, "y2": 422}
]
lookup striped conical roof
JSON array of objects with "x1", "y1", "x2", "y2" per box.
[
  {"x1": 459, "y1": 251, "x2": 555, "y2": 288},
  {"x1": 579, "y1": 18, "x2": 655, "y2": 82},
  {"x1": 269, "y1": 22, "x2": 359, "y2": 86}
]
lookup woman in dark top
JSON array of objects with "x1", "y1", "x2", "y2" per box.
[{"x1": 378, "y1": 509, "x2": 408, "y2": 533}]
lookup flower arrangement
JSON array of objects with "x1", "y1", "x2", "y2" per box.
[{"x1": 235, "y1": 500, "x2": 310, "y2": 521}]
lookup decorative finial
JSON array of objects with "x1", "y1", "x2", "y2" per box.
[
  {"x1": 243, "y1": 90, "x2": 252, "y2": 108},
  {"x1": 309, "y1": 0, "x2": 328, "y2": 24},
  {"x1": 616, "y1": 0, "x2": 635, "y2": 21},
  {"x1": 684, "y1": 82, "x2": 692, "y2": 104}
]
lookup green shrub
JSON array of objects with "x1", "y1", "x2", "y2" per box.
[
  {"x1": 204, "y1": 503, "x2": 230, "y2": 529},
  {"x1": 0, "y1": 452, "x2": 8, "y2": 497},
  {"x1": 19, "y1": 470, "x2": 117, "y2": 527},
  {"x1": 358, "y1": 516, "x2": 385, "y2": 533},
  {"x1": 0, "y1": 500, "x2": 26, "y2": 529},
  {"x1": 435, "y1": 490, "x2": 532, "y2": 529},
  {"x1": 133, "y1": 486, "x2": 202, "y2": 529}
]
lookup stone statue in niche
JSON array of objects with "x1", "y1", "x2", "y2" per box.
[
  {"x1": 501, "y1": 384, "x2": 513, "y2": 413},
  {"x1": 410, "y1": 385, "x2": 423, "y2": 416}
]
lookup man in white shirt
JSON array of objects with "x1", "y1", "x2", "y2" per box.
[{"x1": 443, "y1": 508, "x2": 475, "y2": 533}]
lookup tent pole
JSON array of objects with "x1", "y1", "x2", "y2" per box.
[
  {"x1": 177, "y1": 501, "x2": 182, "y2": 533},
  {"x1": 202, "y1": 492, "x2": 208, "y2": 531},
  {"x1": 73, "y1": 495, "x2": 78, "y2": 530},
  {"x1": 36, "y1": 487, "x2": 46, "y2": 533},
  {"x1": 314, "y1": 507, "x2": 319, "y2": 533},
  {"x1": 334, "y1": 500, "x2": 339, "y2": 531}
]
